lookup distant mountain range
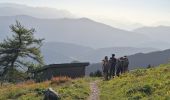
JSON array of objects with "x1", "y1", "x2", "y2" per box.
[
  {"x1": 134, "y1": 26, "x2": 170, "y2": 42},
  {"x1": 133, "y1": 26, "x2": 170, "y2": 49},
  {"x1": 41, "y1": 42, "x2": 158, "y2": 64},
  {"x1": 41, "y1": 42, "x2": 93, "y2": 64},
  {"x1": 0, "y1": 3, "x2": 75, "y2": 19},
  {"x1": 1, "y1": 3, "x2": 170, "y2": 75},
  {"x1": 41, "y1": 42, "x2": 161, "y2": 75},
  {"x1": 1, "y1": 15, "x2": 170, "y2": 49},
  {"x1": 0, "y1": 15, "x2": 149, "y2": 48},
  {"x1": 1, "y1": 3, "x2": 170, "y2": 49},
  {"x1": 128, "y1": 49, "x2": 170, "y2": 69}
]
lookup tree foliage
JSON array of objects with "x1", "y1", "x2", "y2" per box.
[
  {"x1": 90, "y1": 70, "x2": 102, "y2": 77},
  {"x1": 0, "y1": 21, "x2": 44, "y2": 81}
]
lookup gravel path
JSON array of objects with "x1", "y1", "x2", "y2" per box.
[{"x1": 88, "y1": 80, "x2": 100, "y2": 100}]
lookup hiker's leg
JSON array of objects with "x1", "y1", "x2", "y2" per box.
[
  {"x1": 106, "y1": 72, "x2": 109, "y2": 80},
  {"x1": 116, "y1": 67, "x2": 120, "y2": 77},
  {"x1": 103, "y1": 72, "x2": 107, "y2": 80},
  {"x1": 113, "y1": 66, "x2": 115, "y2": 77},
  {"x1": 109, "y1": 68, "x2": 113, "y2": 79}
]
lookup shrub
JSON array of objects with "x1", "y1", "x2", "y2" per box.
[
  {"x1": 147, "y1": 64, "x2": 153, "y2": 68},
  {"x1": 138, "y1": 85, "x2": 152, "y2": 95},
  {"x1": 126, "y1": 85, "x2": 153, "y2": 96},
  {"x1": 3, "y1": 69, "x2": 28, "y2": 83},
  {"x1": 131, "y1": 69, "x2": 147, "y2": 77},
  {"x1": 89, "y1": 72, "x2": 94, "y2": 77},
  {"x1": 90, "y1": 70, "x2": 102, "y2": 77}
]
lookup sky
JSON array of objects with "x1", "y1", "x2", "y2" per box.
[{"x1": 0, "y1": 0, "x2": 170, "y2": 29}]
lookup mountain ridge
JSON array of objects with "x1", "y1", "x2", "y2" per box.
[
  {"x1": 0, "y1": 15, "x2": 149, "y2": 48},
  {"x1": 0, "y1": 3, "x2": 75, "y2": 19}
]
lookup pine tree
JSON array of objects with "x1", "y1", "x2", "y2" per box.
[{"x1": 0, "y1": 21, "x2": 44, "y2": 82}]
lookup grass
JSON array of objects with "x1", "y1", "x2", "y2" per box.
[
  {"x1": 99, "y1": 64, "x2": 170, "y2": 100},
  {"x1": 1, "y1": 64, "x2": 170, "y2": 100},
  {"x1": 0, "y1": 77, "x2": 97, "y2": 100}
]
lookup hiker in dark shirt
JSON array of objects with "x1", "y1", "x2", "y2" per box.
[{"x1": 109, "y1": 54, "x2": 117, "y2": 78}]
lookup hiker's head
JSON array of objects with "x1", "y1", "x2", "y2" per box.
[
  {"x1": 105, "y1": 56, "x2": 108, "y2": 60},
  {"x1": 124, "y1": 56, "x2": 127, "y2": 58},
  {"x1": 112, "y1": 54, "x2": 115, "y2": 57},
  {"x1": 120, "y1": 57, "x2": 124, "y2": 60}
]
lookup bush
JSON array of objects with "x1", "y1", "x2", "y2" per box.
[
  {"x1": 147, "y1": 64, "x2": 153, "y2": 68},
  {"x1": 3, "y1": 69, "x2": 28, "y2": 83},
  {"x1": 89, "y1": 72, "x2": 94, "y2": 77},
  {"x1": 90, "y1": 70, "x2": 102, "y2": 77},
  {"x1": 131, "y1": 69, "x2": 147, "y2": 77},
  {"x1": 126, "y1": 85, "x2": 153, "y2": 96}
]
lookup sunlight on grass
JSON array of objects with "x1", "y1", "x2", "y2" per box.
[
  {"x1": 0, "y1": 77, "x2": 97, "y2": 100},
  {"x1": 99, "y1": 64, "x2": 170, "y2": 100}
]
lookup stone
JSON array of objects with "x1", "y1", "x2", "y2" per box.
[{"x1": 44, "y1": 88, "x2": 60, "y2": 100}]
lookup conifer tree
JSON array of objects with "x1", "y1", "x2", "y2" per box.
[{"x1": 0, "y1": 21, "x2": 44, "y2": 81}]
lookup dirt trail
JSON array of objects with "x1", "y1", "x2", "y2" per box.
[{"x1": 88, "y1": 80, "x2": 100, "y2": 100}]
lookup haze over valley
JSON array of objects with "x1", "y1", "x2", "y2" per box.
[{"x1": 0, "y1": 3, "x2": 170, "y2": 69}]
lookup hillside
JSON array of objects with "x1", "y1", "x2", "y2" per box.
[
  {"x1": 128, "y1": 49, "x2": 170, "y2": 69},
  {"x1": 81, "y1": 47, "x2": 158, "y2": 63},
  {"x1": 0, "y1": 64, "x2": 169, "y2": 99},
  {"x1": 0, "y1": 77, "x2": 97, "y2": 100},
  {"x1": 99, "y1": 64, "x2": 170, "y2": 99},
  {"x1": 41, "y1": 42, "x2": 93, "y2": 64}
]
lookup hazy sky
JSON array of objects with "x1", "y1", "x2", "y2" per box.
[{"x1": 0, "y1": 0, "x2": 170, "y2": 27}]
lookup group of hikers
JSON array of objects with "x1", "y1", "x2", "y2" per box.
[{"x1": 102, "y1": 54, "x2": 129, "y2": 80}]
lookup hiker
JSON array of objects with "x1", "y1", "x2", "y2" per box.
[
  {"x1": 123, "y1": 56, "x2": 129, "y2": 73},
  {"x1": 116, "y1": 57, "x2": 124, "y2": 76},
  {"x1": 109, "y1": 57, "x2": 112, "y2": 79},
  {"x1": 109, "y1": 54, "x2": 117, "y2": 78},
  {"x1": 102, "y1": 56, "x2": 110, "y2": 80}
]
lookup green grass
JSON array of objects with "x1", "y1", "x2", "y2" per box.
[
  {"x1": 99, "y1": 64, "x2": 170, "y2": 100},
  {"x1": 1, "y1": 64, "x2": 170, "y2": 100},
  {"x1": 0, "y1": 77, "x2": 97, "y2": 100}
]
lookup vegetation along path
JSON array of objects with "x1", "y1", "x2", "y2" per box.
[{"x1": 88, "y1": 80, "x2": 100, "y2": 100}]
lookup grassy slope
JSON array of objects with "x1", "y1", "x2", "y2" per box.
[
  {"x1": 1, "y1": 64, "x2": 170, "y2": 100},
  {"x1": 99, "y1": 64, "x2": 170, "y2": 100},
  {"x1": 0, "y1": 78, "x2": 96, "y2": 100}
]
